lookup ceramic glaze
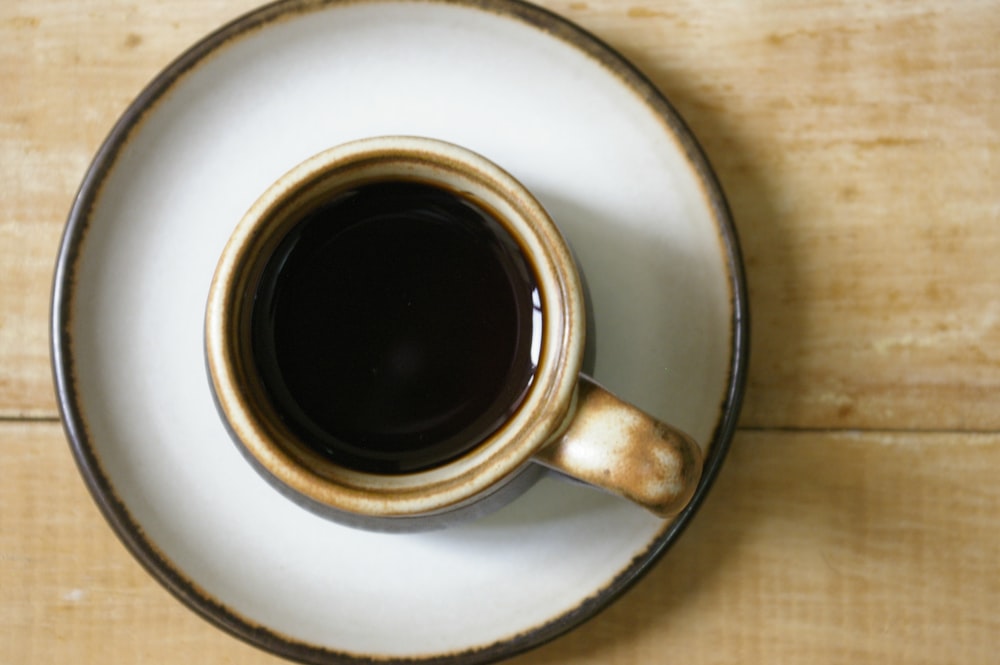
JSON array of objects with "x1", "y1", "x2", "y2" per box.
[{"x1": 206, "y1": 136, "x2": 704, "y2": 529}]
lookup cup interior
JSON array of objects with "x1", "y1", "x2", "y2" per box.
[{"x1": 250, "y1": 179, "x2": 544, "y2": 475}]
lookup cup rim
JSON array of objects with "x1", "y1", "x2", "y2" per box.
[{"x1": 204, "y1": 135, "x2": 586, "y2": 520}]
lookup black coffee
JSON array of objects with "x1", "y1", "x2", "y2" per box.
[{"x1": 250, "y1": 180, "x2": 540, "y2": 474}]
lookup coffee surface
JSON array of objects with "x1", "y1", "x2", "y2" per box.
[{"x1": 251, "y1": 180, "x2": 540, "y2": 474}]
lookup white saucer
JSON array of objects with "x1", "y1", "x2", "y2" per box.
[{"x1": 52, "y1": 0, "x2": 748, "y2": 662}]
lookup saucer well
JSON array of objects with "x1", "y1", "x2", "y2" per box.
[{"x1": 51, "y1": 0, "x2": 748, "y2": 662}]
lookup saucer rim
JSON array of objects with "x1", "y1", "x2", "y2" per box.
[{"x1": 50, "y1": 0, "x2": 749, "y2": 663}]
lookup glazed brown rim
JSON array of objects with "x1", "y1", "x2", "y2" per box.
[
  {"x1": 51, "y1": 1, "x2": 750, "y2": 664},
  {"x1": 205, "y1": 136, "x2": 585, "y2": 518}
]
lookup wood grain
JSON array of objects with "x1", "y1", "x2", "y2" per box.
[
  {"x1": 3, "y1": 1, "x2": 1000, "y2": 428},
  {"x1": 3, "y1": 423, "x2": 997, "y2": 664},
  {"x1": 561, "y1": 0, "x2": 1000, "y2": 430},
  {"x1": 3, "y1": 1, "x2": 1000, "y2": 663}
]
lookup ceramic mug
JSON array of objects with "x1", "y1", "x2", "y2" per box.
[{"x1": 205, "y1": 136, "x2": 703, "y2": 531}]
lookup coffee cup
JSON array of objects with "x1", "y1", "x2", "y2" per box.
[{"x1": 205, "y1": 136, "x2": 703, "y2": 531}]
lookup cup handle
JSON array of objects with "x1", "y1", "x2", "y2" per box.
[{"x1": 533, "y1": 375, "x2": 703, "y2": 518}]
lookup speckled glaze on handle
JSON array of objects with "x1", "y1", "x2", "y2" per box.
[{"x1": 535, "y1": 376, "x2": 703, "y2": 518}]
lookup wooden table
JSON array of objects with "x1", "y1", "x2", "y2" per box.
[{"x1": 3, "y1": 1, "x2": 998, "y2": 662}]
